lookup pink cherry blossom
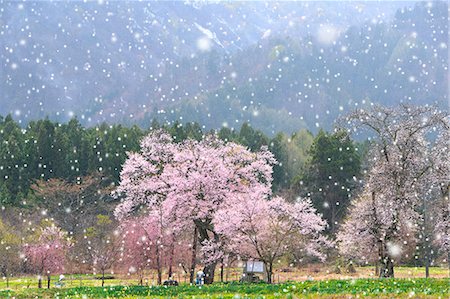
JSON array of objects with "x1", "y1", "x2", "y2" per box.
[
  {"x1": 214, "y1": 195, "x2": 330, "y2": 283},
  {"x1": 23, "y1": 225, "x2": 70, "y2": 288},
  {"x1": 115, "y1": 131, "x2": 278, "y2": 283}
]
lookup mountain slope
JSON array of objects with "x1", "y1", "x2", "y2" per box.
[{"x1": 1, "y1": 1, "x2": 446, "y2": 134}]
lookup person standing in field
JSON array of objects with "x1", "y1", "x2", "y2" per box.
[{"x1": 196, "y1": 270, "x2": 205, "y2": 285}]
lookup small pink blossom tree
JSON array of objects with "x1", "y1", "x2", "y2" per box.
[
  {"x1": 214, "y1": 195, "x2": 330, "y2": 283},
  {"x1": 119, "y1": 215, "x2": 160, "y2": 285},
  {"x1": 24, "y1": 225, "x2": 70, "y2": 288},
  {"x1": 118, "y1": 207, "x2": 184, "y2": 285}
]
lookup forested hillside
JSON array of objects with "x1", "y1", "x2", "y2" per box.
[{"x1": 1, "y1": 1, "x2": 447, "y2": 134}]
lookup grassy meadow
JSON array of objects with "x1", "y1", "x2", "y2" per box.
[
  {"x1": 0, "y1": 266, "x2": 448, "y2": 298},
  {"x1": 0, "y1": 278, "x2": 449, "y2": 299}
]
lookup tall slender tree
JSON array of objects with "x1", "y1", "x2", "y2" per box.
[{"x1": 306, "y1": 129, "x2": 361, "y2": 233}]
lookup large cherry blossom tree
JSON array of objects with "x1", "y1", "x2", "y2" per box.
[
  {"x1": 340, "y1": 104, "x2": 448, "y2": 277},
  {"x1": 115, "y1": 130, "x2": 276, "y2": 283}
]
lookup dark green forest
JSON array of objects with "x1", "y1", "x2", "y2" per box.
[{"x1": 0, "y1": 114, "x2": 362, "y2": 232}]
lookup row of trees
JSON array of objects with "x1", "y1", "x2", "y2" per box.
[
  {"x1": 0, "y1": 104, "x2": 447, "y2": 286},
  {"x1": 114, "y1": 131, "x2": 331, "y2": 283},
  {"x1": 0, "y1": 116, "x2": 143, "y2": 204},
  {"x1": 0, "y1": 125, "x2": 350, "y2": 287},
  {"x1": 115, "y1": 105, "x2": 449, "y2": 282},
  {"x1": 0, "y1": 218, "x2": 70, "y2": 289},
  {"x1": 0, "y1": 211, "x2": 134, "y2": 289},
  {"x1": 0, "y1": 115, "x2": 362, "y2": 234},
  {"x1": 0, "y1": 120, "x2": 356, "y2": 287}
]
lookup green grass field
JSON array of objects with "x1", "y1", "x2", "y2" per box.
[
  {"x1": 1, "y1": 266, "x2": 448, "y2": 298},
  {"x1": 0, "y1": 278, "x2": 449, "y2": 299}
]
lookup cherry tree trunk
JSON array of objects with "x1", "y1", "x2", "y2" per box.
[
  {"x1": 101, "y1": 270, "x2": 105, "y2": 287},
  {"x1": 379, "y1": 202, "x2": 399, "y2": 278},
  {"x1": 38, "y1": 277, "x2": 42, "y2": 289},
  {"x1": 442, "y1": 186, "x2": 450, "y2": 277},
  {"x1": 189, "y1": 227, "x2": 198, "y2": 284},
  {"x1": 378, "y1": 235, "x2": 394, "y2": 278},
  {"x1": 377, "y1": 238, "x2": 384, "y2": 277},
  {"x1": 155, "y1": 240, "x2": 162, "y2": 285},
  {"x1": 197, "y1": 223, "x2": 218, "y2": 284},
  {"x1": 168, "y1": 238, "x2": 175, "y2": 279},
  {"x1": 447, "y1": 252, "x2": 450, "y2": 277},
  {"x1": 156, "y1": 264, "x2": 162, "y2": 285},
  {"x1": 2, "y1": 272, "x2": 10, "y2": 288},
  {"x1": 422, "y1": 192, "x2": 430, "y2": 278},
  {"x1": 138, "y1": 271, "x2": 143, "y2": 286},
  {"x1": 47, "y1": 275, "x2": 51, "y2": 289},
  {"x1": 265, "y1": 262, "x2": 273, "y2": 284},
  {"x1": 379, "y1": 255, "x2": 394, "y2": 278},
  {"x1": 203, "y1": 263, "x2": 216, "y2": 284}
]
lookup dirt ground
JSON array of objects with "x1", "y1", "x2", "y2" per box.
[
  {"x1": 215, "y1": 264, "x2": 450, "y2": 284},
  {"x1": 268, "y1": 265, "x2": 450, "y2": 282},
  {"x1": 1, "y1": 265, "x2": 448, "y2": 290}
]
